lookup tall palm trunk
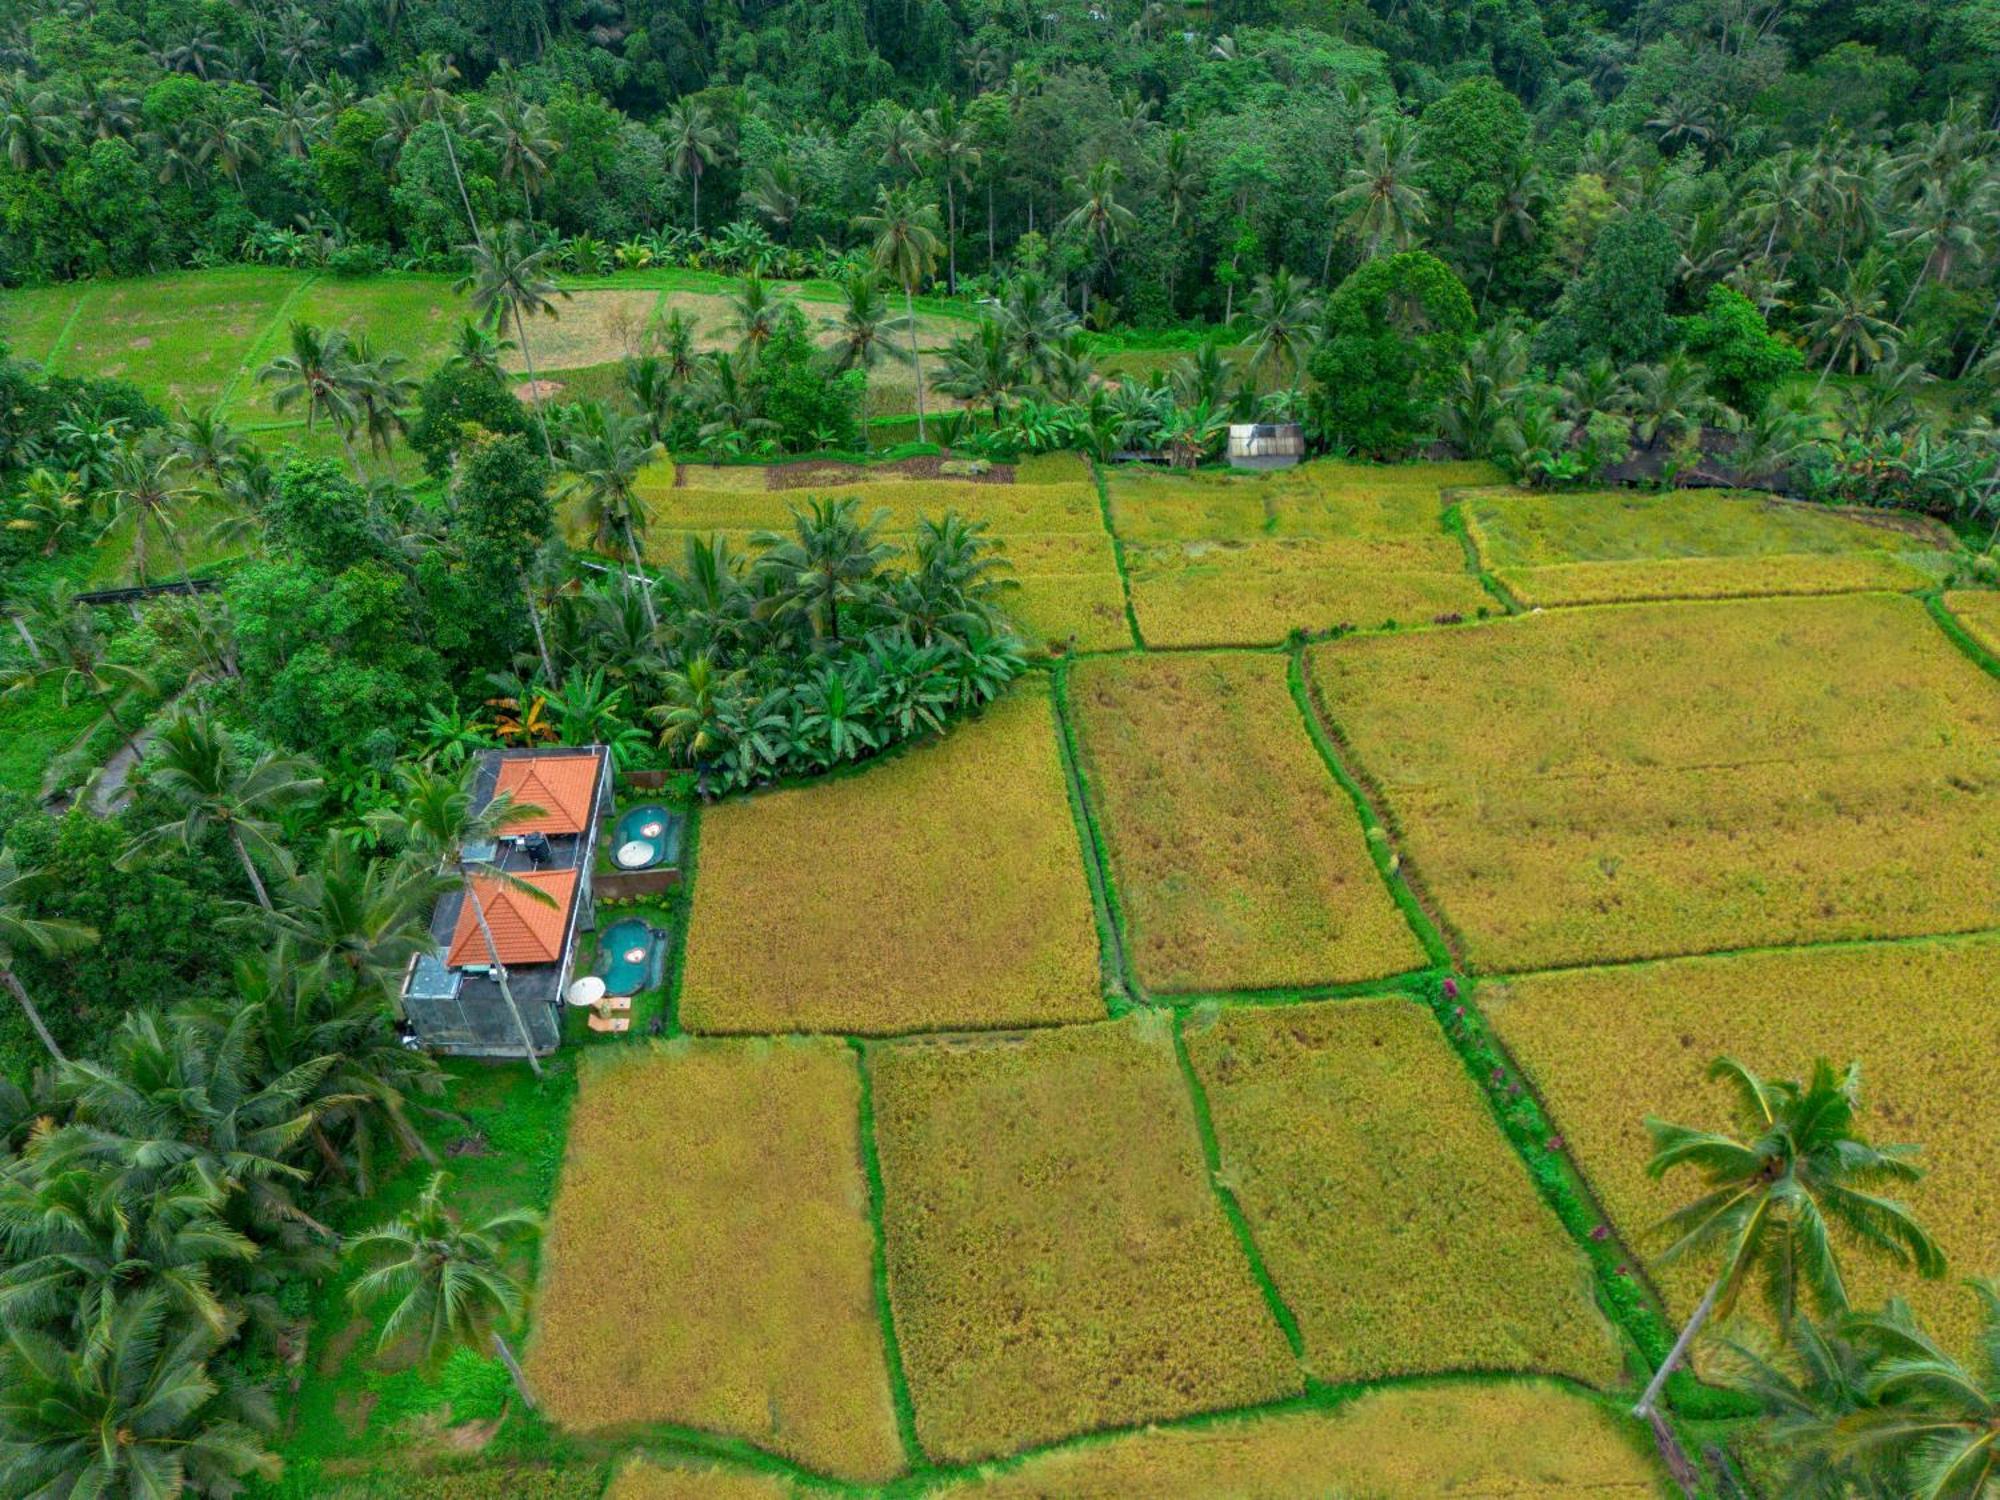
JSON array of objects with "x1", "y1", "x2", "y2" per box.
[
  {"x1": 1812, "y1": 336, "x2": 1848, "y2": 398},
  {"x1": 987, "y1": 180, "x2": 995, "y2": 270},
  {"x1": 622, "y1": 520, "x2": 659, "y2": 632},
  {"x1": 1958, "y1": 294, "x2": 2000, "y2": 378},
  {"x1": 905, "y1": 286, "x2": 928, "y2": 443},
  {"x1": 96, "y1": 688, "x2": 143, "y2": 761},
  {"x1": 465, "y1": 875, "x2": 544, "y2": 1079},
  {"x1": 1634, "y1": 1273, "x2": 1724, "y2": 1420},
  {"x1": 440, "y1": 122, "x2": 479, "y2": 241},
  {"x1": 690, "y1": 164, "x2": 700, "y2": 232},
  {"x1": 512, "y1": 304, "x2": 556, "y2": 462},
  {"x1": 2, "y1": 966, "x2": 66, "y2": 1063},
  {"x1": 522, "y1": 575, "x2": 557, "y2": 684},
  {"x1": 492, "y1": 1331, "x2": 536, "y2": 1408},
  {"x1": 944, "y1": 178, "x2": 957, "y2": 294},
  {"x1": 9, "y1": 614, "x2": 39, "y2": 663},
  {"x1": 228, "y1": 824, "x2": 273, "y2": 912}
]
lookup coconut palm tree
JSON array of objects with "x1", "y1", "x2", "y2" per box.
[
  {"x1": 745, "y1": 160, "x2": 805, "y2": 239},
  {"x1": 753, "y1": 496, "x2": 896, "y2": 645},
  {"x1": 855, "y1": 185, "x2": 944, "y2": 441},
  {"x1": 102, "y1": 437, "x2": 199, "y2": 589},
  {"x1": 4, "y1": 583, "x2": 156, "y2": 771},
  {"x1": 1842, "y1": 1280, "x2": 2000, "y2": 1499},
  {"x1": 557, "y1": 402, "x2": 663, "y2": 632},
  {"x1": 1809, "y1": 252, "x2": 1900, "y2": 395},
  {"x1": 120, "y1": 710, "x2": 322, "y2": 913},
  {"x1": 661, "y1": 98, "x2": 723, "y2": 231},
  {"x1": 918, "y1": 102, "x2": 981, "y2": 294},
  {"x1": 345, "y1": 1170, "x2": 538, "y2": 1397},
  {"x1": 0, "y1": 848, "x2": 95, "y2": 1064},
  {"x1": 0, "y1": 1289, "x2": 279, "y2": 1499},
  {"x1": 0, "y1": 71, "x2": 72, "y2": 172},
  {"x1": 1330, "y1": 116, "x2": 1428, "y2": 262},
  {"x1": 456, "y1": 221, "x2": 569, "y2": 459},
  {"x1": 1632, "y1": 1056, "x2": 1945, "y2": 1424},
  {"x1": 1716, "y1": 1312, "x2": 1895, "y2": 1500},
  {"x1": 1245, "y1": 267, "x2": 1322, "y2": 396},
  {"x1": 270, "y1": 838, "x2": 446, "y2": 1006},
  {"x1": 484, "y1": 94, "x2": 557, "y2": 227},
  {"x1": 1059, "y1": 158, "x2": 1137, "y2": 321},
  {"x1": 367, "y1": 764, "x2": 557, "y2": 1079},
  {"x1": 937, "y1": 319, "x2": 1020, "y2": 426},
  {"x1": 258, "y1": 321, "x2": 371, "y2": 480},
  {"x1": 408, "y1": 52, "x2": 480, "y2": 240},
  {"x1": 726, "y1": 272, "x2": 787, "y2": 357}
]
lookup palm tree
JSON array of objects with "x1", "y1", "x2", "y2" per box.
[
  {"x1": 872, "y1": 105, "x2": 924, "y2": 176},
  {"x1": 918, "y1": 103, "x2": 981, "y2": 294},
  {"x1": 726, "y1": 272, "x2": 787, "y2": 357},
  {"x1": 1058, "y1": 158, "x2": 1137, "y2": 321},
  {"x1": 938, "y1": 320, "x2": 1020, "y2": 426},
  {"x1": 0, "y1": 71, "x2": 72, "y2": 172},
  {"x1": 661, "y1": 98, "x2": 723, "y2": 231},
  {"x1": 752, "y1": 496, "x2": 895, "y2": 645},
  {"x1": 0, "y1": 848, "x2": 95, "y2": 1063},
  {"x1": 258, "y1": 321, "x2": 370, "y2": 480},
  {"x1": 345, "y1": 1170, "x2": 538, "y2": 1398},
  {"x1": 103, "y1": 437, "x2": 199, "y2": 588},
  {"x1": 121, "y1": 710, "x2": 322, "y2": 913},
  {"x1": 1330, "y1": 116, "x2": 1429, "y2": 263},
  {"x1": 1245, "y1": 268, "x2": 1322, "y2": 396},
  {"x1": 557, "y1": 402, "x2": 663, "y2": 631},
  {"x1": 1809, "y1": 253, "x2": 1900, "y2": 395},
  {"x1": 855, "y1": 186, "x2": 944, "y2": 441},
  {"x1": 409, "y1": 53, "x2": 480, "y2": 240},
  {"x1": 0, "y1": 1290, "x2": 279, "y2": 1499},
  {"x1": 1842, "y1": 1280, "x2": 1999, "y2": 1499},
  {"x1": 1632, "y1": 1056, "x2": 1945, "y2": 1424},
  {"x1": 4, "y1": 583, "x2": 155, "y2": 770},
  {"x1": 1717, "y1": 1313, "x2": 1893, "y2": 1500},
  {"x1": 367, "y1": 764, "x2": 557, "y2": 1079},
  {"x1": 745, "y1": 160, "x2": 806, "y2": 239},
  {"x1": 1624, "y1": 350, "x2": 1716, "y2": 451},
  {"x1": 271, "y1": 838, "x2": 446, "y2": 1004},
  {"x1": 457, "y1": 221, "x2": 570, "y2": 459},
  {"x1": 485, "y1": 95, "x2": 557, "y2": 227}
]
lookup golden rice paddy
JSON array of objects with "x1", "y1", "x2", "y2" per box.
[
  {"x1": 870, "y1": 1014, "x2": 1302, "y2": 1463},
  {"x1": 929, "y1": 1380, "x2": 1662, "y2": 1497},
  {"x1": 1109, "y1": 460, "x2": 1498, "y2": 645},
  {"x1": 1067, "y1": 652, "x2": 1424, "y2": 990},
  {"x1": 679, "y1": 683, "x2": 1104, "y2": 1034},
  {"x1": 524, "y1": 1041, "x2": 904, "y2": 1480},
  {"x1": 1184, "y1": 998, "x2": 1624, "y2": 1386},
  {"x1": 1484, "y1": 936, "x2": 2000, "y2": 1355},
  {"x1": 1460, "y1": 488, "x2": 1948, "y2": 606},
  {"x1": 1307, "y1": 593, "x2": 2000, "y2": 970}
]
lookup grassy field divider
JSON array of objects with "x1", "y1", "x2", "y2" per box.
[
  {"x1": 1168, "y1": 1012, "x2": 1309, "y2": 1369},
  {"x1": 1284, "y1": 647, "x2": 1455, "y2": 970},
  {"x1": 1147, "y1": 967, "x2": 1441, "y2": 1010},
  {"x1": 848, "y1": 1039, "x2": 930, "y2": 1477},
  {"x1": 1925, "y1": 588, "x2": 2000, "y2": 680},
  {"x1": 42, "y1": 284, "x2": 94, "y2": 371},
  {"x1": 1047, "y1": 662, "x2": 1140, "y2": 1013},
  {"x1": 1085, "y1": 457, "x2": 1147, "y2": 649},
  {"x1": 220, "y1": 271, "x2": 319, "y2": 411},
  {"x1": 1440, "y1": 491, "x2": 1522, "y2": 614},
  {"x1": 654, "y1": 800, "x2": 701, "y2": 1038}
]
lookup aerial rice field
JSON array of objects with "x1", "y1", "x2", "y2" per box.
[
  {"x1": 1183, "y1": 997, "x2": 1624, "y2": 1386},
  {"x1": 53, "y1": 267, "x2": 303, "y2": 409},
  {"x1": 1108, "y1": 460, "x2": 1500, "y2": 645},
  {"x1": 524, "y1": 1041, "x2": 905, "y2": 1480},
  {"x1": 1307, "y1": 592, "x2": 2000, "y2": 970},
  {"x1": 869, "y1": 1014, "x2": 1302, "y2": 1463},
  {"x1": 0, "y1": 281, "x2": 87, "y2": 361},
  {"x1": 678, "y1": 683, "x2": 1103, "y2": 1033},
  {"x1": 1484, "y1": 936, "x2": 2000, "y2": 1356},
  {"x1": 1459, "y1": 487, "x2": 1951, "y2": 606},
  {"x1": 1067, "y1": 651, "x2": 1424, "y2": 991},
  {"x1": 607, "y1": 1381, "x2": 1664, "y2": 1497}
]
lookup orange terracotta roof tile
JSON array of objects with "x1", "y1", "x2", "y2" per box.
[
  {"x1": 446, "y1": 868, "x2": 579, "y2": 968},
  {"x1": 491, "y1": 753, "x2": 600, "y2": 836}
]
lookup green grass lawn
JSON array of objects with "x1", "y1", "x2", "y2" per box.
[{"x1": 0, "y1": 283, "x2": 89, "y2": 363}]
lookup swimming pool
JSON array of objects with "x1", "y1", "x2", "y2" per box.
[
  {"x1": 610, "y1": 803, "x2": 682, "y2": 871},
  {"x1": 597, "y1": 917, "x2": 663, "y2": 996}
]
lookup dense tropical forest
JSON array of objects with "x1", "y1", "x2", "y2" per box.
[{"x1": 3, "y1": 0, "x2": 2000, "y2": 1496}]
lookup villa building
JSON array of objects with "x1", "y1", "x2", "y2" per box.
[{"x1": 400, "y1": 744, "x2": 612, "y2": 1058}]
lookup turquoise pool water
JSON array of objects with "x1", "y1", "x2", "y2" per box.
[
  {"x1": 598, "y1": 917, "x2": 662, "y2": 996},
  {"x1": 610, "y1": 803, "x2": 680, "y2": 870}
]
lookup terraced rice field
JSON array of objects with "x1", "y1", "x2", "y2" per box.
[
  {"x1": 1110, "y1": 460, "x2": 1501, "y2": 644},
  {"x1": 678, "y1": 683, "x2": 1103, "y2": 1033},
  {"x1": 1307, "y1": 592, "x2": 2000, "y2": 970},
  {"x1": 54, "y1": 267, "x2": 304, "y2": 409},
  {"x1": 1067, "y1": 651, "x2": 1423, "y2": 991},
  {"x1": 1942, "y1": 588, "x2": 2000, "y2": 657},
  {"x1": 1484, "y1": 937, "x2": 2000, "y2": 1354},
  {"x1": 525, "y1": 1041, "x2": 904, "y2": 1479},
  {"x1": 1184, "y1": 998, "x2": 1624, "y2": 1385},
  {"x1": 1460, "y1": 487, "x2": 1950, "y2": 606},
  {"x1": 869, "y1": 1015, "x2": 1301, "y2": 1462}
]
